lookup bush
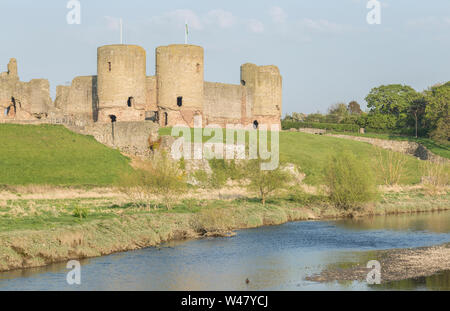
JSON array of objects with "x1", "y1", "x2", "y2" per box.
[
  {"x1": 325, "y1": 151, "x2": 378, "y2": 210},
  {"x1": 119, "y1": 152, "x2": 187, "y2": 210},
  {"x1": 72, "y1": 206, "x2": 89, "y2": 219},
  {"x1": 208, "y1": 159, "x2": 245, "y2": 188},
  {"x1": 374, "y1": 148, "x2": 407, "y2": 185},
  {"x1": 245, "y1": 159, "x2": 292, "y2": 205},
  {"x1": 421, "y1": 161, "x2": 450, "y2": 194},
  {"x1": 190, "y1": 208, "x2": 230, "y2": 235}
]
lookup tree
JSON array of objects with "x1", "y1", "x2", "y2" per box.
[
  {"x1": 245, "y1": 160, "x2": 291, "y2": 206},
  {"x1": 365, "y1": 84, "x2": 419, "y2": 129},
  {"x1": 366, "y1": 84, "x2": 418, "y2": 115},
  {"x1": 348, "y1": 101, "x2": 362, "y2": 115},
  {"x1": 327, "y1": 103, "x2": 349, "y2": 123},
  {"x1": 408, "y1": 96, "x2": 426, "y2": 138},
  {"x1": 424, "y1": 82, "x2": 450, "y2": 142}
]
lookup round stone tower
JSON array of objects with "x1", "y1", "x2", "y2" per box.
[
  {"x1": 97, "y1": 44, "x2": 147, "y2": 122},
  {"x1": 156, "y1": 44, "x2": 204, "y2": 126}
]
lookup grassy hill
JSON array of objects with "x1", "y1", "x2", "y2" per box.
[
  {"x1": 0, "y1": 124, "x2": 424, "y2": 187},
  {"x1": 160, "y1": 128, "x2": 424, "y2": 185},
  {"x1": 0, "y1": 124, "x2": 133, "y2": 186}
]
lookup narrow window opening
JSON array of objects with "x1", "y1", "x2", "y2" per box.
[
  {"x1": 11, "y1": 97, "x2": 17, "y2": 113},
  {"x1": 241, "y1": 80, "x2": 246, "y2": 86},
  {"x1": 164, "y1": 112, "x2": 168, "y2": 126},
  {"x1": 253, "y1": 120, "x2": 259, "y2": 129},
  {"x1": 196, "y1": 63, "x2": 201, "y2": 73},
  {"x1": 108, "y1": 62, "x2": 111, "y2": 72},
  {"x1": 177, "y1": 96, "x2": 183, "y2": 107},
  {"x1": 127, "y1": 97, "x2": 134, "y2": 107},
  {"x1": 109, "y1": 115, "x2": 117, "y2": 123}
]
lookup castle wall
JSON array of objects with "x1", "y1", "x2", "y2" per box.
[
  {"x1": 97, "y1": 45, "x2": 147, "y2": 122},
  {"x1": 54, "y1": 76, "x2": 97, "y2": 121},
  {"x1": 156, "y1": 44, "x2": 204, "y2": 127},
  {"x1": 0, "y1": 59, "x2": 52, "y2": 121},
  {"x1": 146, "y1": 76, "x2": 157, "y2": 111},
  {"x1": 203, "y1": 82, "x2": 253, "y2": 126}
]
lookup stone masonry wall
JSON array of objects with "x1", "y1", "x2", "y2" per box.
[{"x1": 329, "y1": 134, "x2": 448, "y2": 163}]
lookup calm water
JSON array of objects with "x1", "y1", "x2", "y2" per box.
[{"x1": 0, "y1": 211, "x2": 449, "y2": 291}]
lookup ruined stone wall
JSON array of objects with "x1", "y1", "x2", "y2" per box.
[
  {"x1": 203, "y1": 82, "x2": 253, "y2": 126},
  {"x1": 97, "y1": 45, "x2": 147, "y2": 122},
  {"x1": 0, "y1": 59, "x2": 52, "y2": 121},
  {"x1": 328, "y1": 134, "x2": 449, "y2": 163},
  {"x1": 240, "y1": 63, "x2": 282, "y2": 126},
  {"x1": 79, "y1": 121, "x2": 159, "y2": 156},
  {"x1": 146, "y1": 76, "x2": 158, "y2": 111},
  {"x1": 54, "y1": 75, "x2": 97, "y2": 121},
  {"x1": 156, "y1": 44, "x2": 204, "y2": 127}
]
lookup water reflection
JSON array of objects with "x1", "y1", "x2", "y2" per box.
[{"x1": 333, "y1": 211, "x2": 450, "y2": 233}]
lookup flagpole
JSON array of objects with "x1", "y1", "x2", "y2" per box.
[
  {"x1": 185, "y1": 20, "x2": 188, "y2": 44},
  {"x1": 120, "y1": 18, "x2": 123, "y2": 44}
]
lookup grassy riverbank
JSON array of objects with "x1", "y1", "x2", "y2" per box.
[{"x1": 0, "y1": 187, "x2": 448, "y2": 272}]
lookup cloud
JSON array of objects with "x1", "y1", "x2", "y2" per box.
[
  {"x1": 269, "y1": 6, "x2": 287, "y2": 24},
  {"x1": 247, "y1": 19, "x2": 264, "y2": 33},
  {"x1": 206, "y1": 9, "x2": 237, "y2": 29}
]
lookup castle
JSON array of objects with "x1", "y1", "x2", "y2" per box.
[{"x1": 0, "y1": 44, "x2": 282, "y2": 129}]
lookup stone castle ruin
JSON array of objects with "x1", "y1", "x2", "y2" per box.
[{"x1": 0, "y1": 44, "x2": 282, "y2": 155}]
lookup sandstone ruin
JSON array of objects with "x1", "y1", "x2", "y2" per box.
[
  {"x1": 1, "y1": 44, "x2": 282, "y2": 128},
  {"x1": 0, "y1": 44, "x2": 282, "y2": 155}
]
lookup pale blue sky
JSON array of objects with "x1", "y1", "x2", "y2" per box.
[{"x1": 1, "y1": 0, "x2": 449, "y2": 115}]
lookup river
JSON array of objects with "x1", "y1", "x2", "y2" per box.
[{"x1": 0, "y1": 211, "x2": 449, "y2": 291}]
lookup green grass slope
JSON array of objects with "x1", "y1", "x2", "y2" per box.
[
  {"x1": 0, "y1": 124, "x2": 133, "y2": 186},
  {"x1": 0, "y1": 124, "x2": 423, "y2": 186},
  {"x1": 279, "y1": 132, "x2": 422, "y2": 185},
  {"x1": 160, "y1": 128, "x2": 423, "y2": 186}
]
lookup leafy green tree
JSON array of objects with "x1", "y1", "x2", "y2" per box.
[
  {"x1": 424, "y1": 82, "x2": 450, "y2": 143},
  {"x1": 365, "y1": 84, "x2": 419, "y2": 129}
]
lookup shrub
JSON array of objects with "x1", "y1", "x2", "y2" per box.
[
  {"x1": 374, "y1": 148, "x2": 407, "y2": 185},
  {"x1": 119, "y1": 152, "x2": 187, "y2": 210},
  {"x1": 190, "y1": 208, "x2": 230, "y2": 235},
  {"x1": 191, "y1": 170, "x2": 210, "y2": 189},
  {"x1": 325, "y1": 151, "x2": 378, "y2": 210},
  {"x1": 208, "y1": 159, "x2": 245, "y2": 188},
  {"x1": 72, "y1": 206, "x2": 89, "y2": 219},
  {"x1": 245, "y1": 159, "x2": 292, "y2": 205},
  {"x1": 421, "y1": 161, "x2": 450, "y2": 194}
]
